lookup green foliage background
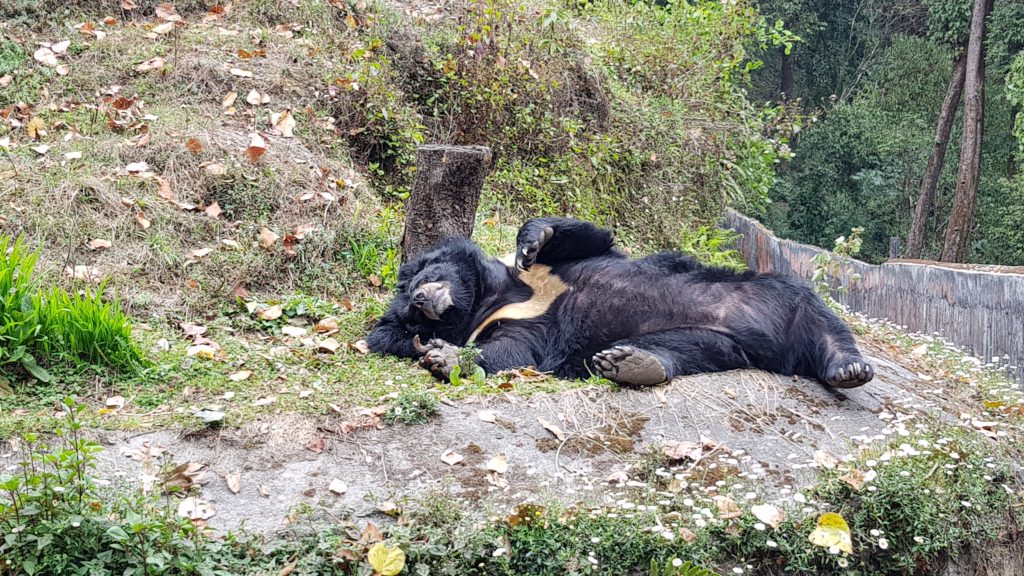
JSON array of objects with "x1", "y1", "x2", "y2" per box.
[{"x1": 752, "y1": 0, "x2": 1024, "y2": 264}]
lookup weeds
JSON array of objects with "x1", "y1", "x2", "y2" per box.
[{"x1": 384, "y1": 388, "x2": 439, "y2": 424}]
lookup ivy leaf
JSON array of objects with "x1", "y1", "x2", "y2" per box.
[{"x1": 367, "y1": 542, "x2": 405, "y2": 576}]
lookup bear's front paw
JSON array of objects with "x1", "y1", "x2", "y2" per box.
[
  {"x1": 516, "y1": 225, "x2": 554, "y2": 270},
  {"x1": 415, "y1": 337, "x2": 460, "y2": 379}
]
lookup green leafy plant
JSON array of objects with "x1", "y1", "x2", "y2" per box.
[
  {"x1": 811, "y1": 227, "x2": 864, "y2": 304},
  {"x1": 0, "y1": 236, "x2": 142, "y2": 383},
  {"x1": 34, "y1": 282, "x2": 143, "y2": 370},
  {"x1": 0, "y1": 236, "x2": 50, "y2": 381},
  {"x1": 678, "y1": 226, "x2": 747, "y2": 271},
  {"x1": 384, "y1": 388, "x2": 439, "y2": 424}
]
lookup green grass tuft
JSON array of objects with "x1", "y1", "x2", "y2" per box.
[{"x1": 0, "y1": 236, "x2": 143, "y2": 383}]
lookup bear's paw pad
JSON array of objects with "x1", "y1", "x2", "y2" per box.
[{"x1": 593, "y1": 346, "x2": 668, "y2": 387}]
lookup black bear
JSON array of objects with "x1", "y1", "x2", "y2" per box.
[{"x1": 366, "y1": 217, "x2": 874, "y2": 388}]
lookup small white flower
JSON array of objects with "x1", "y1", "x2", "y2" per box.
[
  {"x1": 766, "y1": 539, "x2": 778, "y2": 548},
  {"x1": 672, "y1": 559, "x2": 683, "y2": 568},
  {"x1": 869, "y1": 529, "x2": 880, "y2": 537},
  {"x1": 754, "y1": 522, "x2": 766, "y2": 531},
  {"x1": 662, "y1": 531, "x2": 675, "y2": 541},
  {"x1": 732, "y1": 568, "x2": 744, "y2": 574},
  {"x1": 878, "y1": 537, "x2": 889, "y2": 549},
  {"x1": 591, "y1": 537, "x2": 601, "y2": 543},
  {"x1": 961, "y1": 501, "x2": 973, "y2": 508},
  {"x1": 828, "y1": 545, "x2": 841, "y2": 555},
  {"x1": 914, "y1": 536, "x2": 925, "y2": 544},
  {"x1": 493, "y1": 547, "x2": 507, "y2": 557},
  {"x1": 838, "y1": 558, "x2": 849, "y2": 568}
]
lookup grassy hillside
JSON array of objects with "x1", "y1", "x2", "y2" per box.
[{"x1": 0, "y1": 0, "x2": 795, "y2": 409}]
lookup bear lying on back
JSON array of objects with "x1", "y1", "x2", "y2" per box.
[{"x1": 366, "y1": 217, "x2": 874, "y2": 388}]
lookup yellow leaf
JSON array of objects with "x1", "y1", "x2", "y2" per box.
[
  {"x1": 27, "y1": 117, "x2": 46, "y2": 139},
  {"x1": 807, "y1": 512, "x2": 853, "y2": 555},
  {"x1": 367, "y1": 543, "x2": 405, "y2": 576}
]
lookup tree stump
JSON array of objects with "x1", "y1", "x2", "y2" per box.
[{"x1": 401, "y1": 145, "x2": 492, "y2": 264}]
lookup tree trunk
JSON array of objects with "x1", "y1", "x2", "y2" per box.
[
  {"x1": 940, "y1": 0, "x2": 992, "y2": 263},
  {"x1": 906, "y1": 51, "x2": 967, "y2": 259},
  {"x1": 780, "y1": 49, "x2": 795, "y2": 101},
  {"x1": 401, "y1": 145, "x2": 492, "y2": 263}
]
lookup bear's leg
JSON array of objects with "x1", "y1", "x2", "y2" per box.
[
  {"x1": 515, "y1": 217, "x2": 621, "y2": 270},
  {"x1": 591, "y1": 328, "x2": 749, "y2": 387},
  {"x1": 790, "y1": 297, "x2": 874, "y2": 388}
]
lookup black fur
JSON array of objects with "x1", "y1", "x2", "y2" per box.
[{"x1": 367, "y1": 217, "x2": 874, "y2": 388}]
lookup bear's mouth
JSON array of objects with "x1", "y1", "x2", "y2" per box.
[{"x1": 411, "y1": 282, "x2": 453, "y2": 321}]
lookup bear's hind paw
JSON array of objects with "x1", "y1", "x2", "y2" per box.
[{"x1": 593, "y1": 346, "x2": 668, "y2": 387}]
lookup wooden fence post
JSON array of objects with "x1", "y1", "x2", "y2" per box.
[{"x1": 400, "y1": 145, "x2": 492, "y2": 264}]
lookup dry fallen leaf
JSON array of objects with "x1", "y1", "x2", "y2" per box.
[
  {"x1": 245, "y1": 89, "x2": 263, "y2": 105},
  {"x1": 751, "y1": 503, "x2": 786, "y2": 529},
  {"x1": 440, "y1": 449, "x2": 464, "y2": 466},
  {"x1": 246, "y1": 133, "x2": 267, "y2": 163},
  {"x1": 713, "y1": 495, "x2": 742, "y2": 520},
  {"x1": 813, "y1": 449, "x2": 839, "y2": 470},
  {"x1": 314, "y1": 317, "x2": 338, "y2": 333},
  {"x1": 840, "y1": 469, "x2": 866, "y2": 491},
  {"x1": 152, "y1": 21, "x2": 175, "y2": 35},
  {"x1": 186, "y1": 344, "x2": 217, "y2": 359},
  {"x1": 350, "y1": 339, "x2": 370, "y2": 354},
  {"x1": 33, "y1": 47, "x2": 58, "y2": 67},
  {"x1": 329, "y1": 478, "x2": 348, "y2": 495},
  {"x1": 271, "y1": 109, "x2": 296, "y2": 137},
  {"x1": 662, "y1": 440, "x2": 703, "y2": 462},
  {"x1": 229, "y1": 67, "x2": 253, "y2": 78},
  {"x1": 204, "y1": 202, "x2": 222, "y2": 218},
  {"x1": 486, "y1": 453, "x2": 508, "y2": 474},
  {"x1": 258, "y1": 227, "x2": 279, "y2": 249},
  {"x1": 134, "y1": 212, "x2": 151, "y2": 230},
  {"x1": 27, "y1": 117, "x2": 46, "y2": 139},
  {"x1": 87, "y1": 238, "x2": 113, "y2": 250},
  {"x1": 228, "y1": 370, "x2": 252, "y2": 382},
  {"x1": 221, "y1": 91, "x2": 238, "y2": 109},
  {"x1": 225, "y1": 471, "x2": 241, "y2": 494},
  {"x1": 105, "y1": 395, "x2": 126, "y2": 409},
  {"x1": 257, "y1": 304, "x2": 283, "y2": 320},
  {"x1": 318, "y1": 338, "x2": 341, "y2": 354},
  {"x1": 281, "y1": 325, "x2": 307, "y2": 337},
  {"x1": 478, "y1": 410, "x2": 497, "y2": 423},
  {"x1": 155, "y1": 2, "x2": 181, "y2": 21},
  {"x1": 537, "y1": 417, "x2": 566, "y2": 441},
  {"x1": 191, "y1": 247, "x2": 214, "y2": 258},
  {"x1": 253, "y1": 395, "x2": 277, "y2": 406},
  {"x1": 135, "y1": 56, "x2": 166, "y2": 72},
  {"x1": 177, "y1": 497, "x2": 216, "y2": 521}
]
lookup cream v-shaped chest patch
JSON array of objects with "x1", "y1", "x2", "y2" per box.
[{"x1": 466, "y1": 254, "x2": 568, "y2": 343}]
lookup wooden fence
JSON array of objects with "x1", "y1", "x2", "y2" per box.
[{"x1": 723, "y1": 210, "x2": 1024, "y2": 380}]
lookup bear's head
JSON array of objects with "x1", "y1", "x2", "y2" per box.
[{"x1": 366, "y1": 237, "x2": 484, "y2": 355}]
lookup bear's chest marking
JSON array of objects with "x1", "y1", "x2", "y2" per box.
[{"x1": 467, "y1": 255, "x2": 568, "y2": 343}]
